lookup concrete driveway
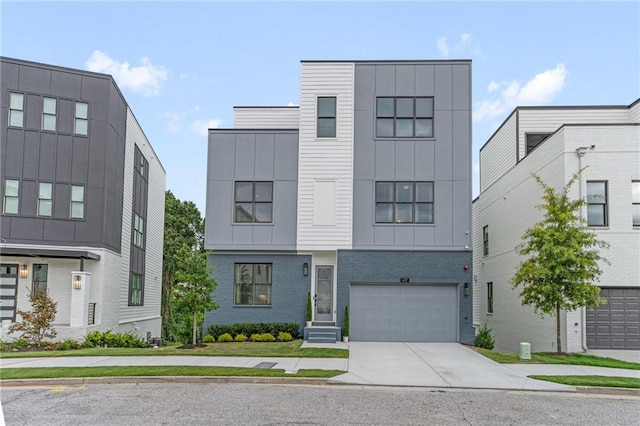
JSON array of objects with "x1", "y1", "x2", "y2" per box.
[{"x1": 331, "y1": 342, "x2": 572, "y2": 390}]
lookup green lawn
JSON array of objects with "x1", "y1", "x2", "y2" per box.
[
  {"x1": 0, "y1": 340, "x2": 348, "y2": 359},
  {"x1": 0, "y1": 366, "x2": 344, "y2": 380},
  {"x1": 474, "y1": 348, "x2": 640, "y2": 370},
  {"x1": 530, "y1": 375, "x2": 640, "y2": 389}
]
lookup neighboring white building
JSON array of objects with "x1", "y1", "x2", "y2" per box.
[
  {"x1": 0, "y1": 57, "x2": 165, "y2": 342},
  {"x1": 473, "y1": 99, "x2": 640, "y2": 352}
]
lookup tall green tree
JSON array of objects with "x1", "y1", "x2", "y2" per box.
[
  {"x1": 162, "y1": 190, "x2": 205, "y2": 342},
  {"x1": 511, "y1": 172, "x2": 608, "y2": 353},
  {"x1": 173, "y1": 244, "x2": 218, "y2": 345}
]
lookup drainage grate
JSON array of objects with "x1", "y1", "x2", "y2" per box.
[{"x1": 254, "y1": 362, "x2": 277, "y2": 369}]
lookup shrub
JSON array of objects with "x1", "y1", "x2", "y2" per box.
[
  {"x1": 9, "y1": 289, "x2": 57, "y2": 347},
  {"x1": 82, "y1": 330, "x2": 147, "y2": 348},
  {"x1": 55, "y1": 339, "x2": 81, "y2": 351},
  {"x1": 217, "y1": 333, "x2": 233, "y2": 343},
  {"x1": 207, "y1": 324, "x2": 233, "y2": 340},
  {"x1": 306, "y1": 292, "x2": 312, "y2": 322},
  {"x1": 475, "y1": 324, "x2": 495, "y2": 350},
  {"x1": 277, "y1": 332, "x2": 292, "y2": 342},
  {"x1": 272, "y1": 322, "x2": 300, "y2": 339},
  {"x1": 342, "y1": 306, "x2": 349, "y2": 337},
  {"x1": 250, "y1": 332, "x2": 275, "y2": 342},
  {"x1": 234, "y1": 333, "x2": 247, "y2": 342},
  {"x1": 10, "y1": 337, "x2": 30, "y2": 349},
  {"x1": 203, "y1": 334, "x2": 215, "y2": 343}
]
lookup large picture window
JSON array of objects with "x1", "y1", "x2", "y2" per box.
[
  {"x1": 375, "y1": 181, "x2": 434, "y2": 224},
  {"x1": 376, "y1": 97, "x2": 434, "y2": 138},
  {"x1": 317, "y1": 97, "x2": 336, "y2": 138},
  {"x1": 234, "y1": 182, "x2": 273, "y2": 223},
  {"x1": 234, "y1": 263, "x2": 272, "y2": 305},
  {"x1": 587, "y1": 181, "x2": 607, "y2": 227}
]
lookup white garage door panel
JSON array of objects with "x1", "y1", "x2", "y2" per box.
[{"x1": 350, "y1": 284, "x2": 457, "y2": 342}]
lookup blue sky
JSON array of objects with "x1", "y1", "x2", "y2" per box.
[{"x1": 2, "y1": 1, "x2": 638, "y2": 213}]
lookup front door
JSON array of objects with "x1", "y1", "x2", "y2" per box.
[
  {"x1": 0, "y1": 264, "x2": 19, "y2": 322},
  {"x1": 315, "y1": 266, "x2": 333, "y2": 322}
]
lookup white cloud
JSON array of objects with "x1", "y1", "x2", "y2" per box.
[
  {"x1": 474, "y1": 64, "x2": 568, "y2": 122},
  {"x1": 191, "y1": 119, "x2": 222, "y2": 137},
  {"x1": 436, "y1": 37, "x2": 449, "y2": 57},
  {"x1": 164, "y1": 112, "x2": 186, "y2": 132},
  {"x1": 85, "y1": 50, "x2": 168, "y2": 96},
  {"x1": 287, "y1": 102, "x2": 298, "y2": 107}
]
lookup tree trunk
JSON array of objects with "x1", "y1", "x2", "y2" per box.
[
  {"x1": 556, "y1": 303, "x2": 562, "y2": 354},
  {"x1": 192, "y1": 310, "x2": 197, "y2": 345},
  {"x1": 161, "y1": 271, "x2": 172, "y2": 342}
]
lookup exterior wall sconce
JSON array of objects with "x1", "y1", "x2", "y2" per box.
[
  {"x1": 73, "y1": 274, "x2": 82, "y2": 290},
  {"x1": 303, "y1": 263, "x2": 309, "y2": 277},
  {"x1": 464, "y1": 282, "x2": 470, "y2": 297},
  {"x1": 19, "y1": 265, "x2": 29, "y2": 278}
]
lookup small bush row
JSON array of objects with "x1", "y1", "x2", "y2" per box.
[
  {"x1": 207, "y1": 322, "x2": 300, "y2": 340},
  {"x1": 203, "y1": 331, "x2": 293, "y2": 343},
  {"x1": 84, "y1": 330, "x2": 148, "y2": 348}
]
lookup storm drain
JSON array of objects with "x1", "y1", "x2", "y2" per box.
[{"x1": 253, "y1": 362, "x2": 277, "y2": 369}]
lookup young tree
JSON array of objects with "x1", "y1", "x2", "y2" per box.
[
  {"x1": 511, "y1": 172, "x2": 608, "y2": 353},
  {"x1": 173, "y1": 244, "x2": 218, "y2": 346},
  {"x1": 9, "y1": 289, "x2": 57, "y2": 347}
]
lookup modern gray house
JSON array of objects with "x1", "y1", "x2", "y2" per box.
[
  {"x1": 0, "y1": 57, "x2": 165, "y2": 341},
  {"x1": 204, "y1": 60, "x2": 474, "y2": 343}
]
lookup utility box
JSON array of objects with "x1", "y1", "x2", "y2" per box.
[{"x1": 519, "y1": 342, "x2": 531, "y2": 360}]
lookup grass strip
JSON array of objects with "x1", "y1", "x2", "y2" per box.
[
  {"x1": 0, "y1": 340, "x2": 348, "y2": 359},
  {"x1": 530, "y1": 375, "x2": 640, "y2": 389},
  {"x1": 0, "y1": 366, "x2": 345, "y2": 380},
  {"x1": 473, "y1": 348, "x2": 640, "y2": 370}
]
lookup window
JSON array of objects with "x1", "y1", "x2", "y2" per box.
[
  {"x1": 3, "y1": 179, "x2": 19, "y2": 214},
  {"x1": 525, "y1": 133, "x2": 551, "y2": 154},
  {"x1": 375, "y1": 181, "x2": 434, "y2": 224},
  {"x1": 129, "y1": 273, "x2": 143, "y2": 306},
  {"x1": 70, "y1": 185, "x2": 85, "y2": 219},
  {"x1": 483, "y1": 225, "x2": 489, "y2": 256},
  {"x1": 587, "y1": 181, "x2": 607, "y2": 226},
  {"x1": 9, "y1": 92, "x2": 24, "y2": 127},
  {"x1": 42, "y1": 97, "x2": 57, "y2": 131},
  {"x1": 487, "y1": 282, "x2": 494, "y2": 314},
  {"x1": 633, "y1": 181, "x2": 640, "y2": 227},
  {"x1": 234, "y1": 263, "x2": 272, "y2": 305},
  {"x1": 234, "y1": 182, "x2": 273, "y2": 223},
  {"x1": 74, "y1": 102, "x2": 88, "y2": 135},
  {"x1": 317, "y1": 97, "x2": 336, "y2": 138},
  {"x1": 33, "y1": 264, "x2": 48, "y2": 295},
  {"x1": 376, "y1": 97, "x2": 434, "y2": 138},
  {"x1": 38, "y1": 182, "x2": 53, "y2": 217},
  {"x1": 133, "y1": 214, "x2": 144, "y2": 248}
]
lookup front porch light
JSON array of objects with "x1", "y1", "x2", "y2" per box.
[
  {"x1": 73, "y1": 274, "x2": 82, "y2": 289},
  {"x1": 19, "y1": 265, "x2": 29, "y2": 278},
  {"x1": 303, "y1": 262, "x2": 309, "y2": 277},
  {"x1": 463, "y1": 282, "x2": 470, "y2": 297}
]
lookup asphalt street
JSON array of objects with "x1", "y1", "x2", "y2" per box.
[{"x1": 2, "y1": 383, "x2": 638, "y2": 425}]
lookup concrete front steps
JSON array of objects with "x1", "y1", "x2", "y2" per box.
[{"x1": 303, "y1": 321, "x2": 342, "y2": 343}]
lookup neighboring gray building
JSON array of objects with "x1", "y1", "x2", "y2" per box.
[
  {"x1": 205, "y1": 60, "x2": 474, "y2": 343},
  {"x1": 0, "y1": 57, "x2": 165, "y2": 341}
]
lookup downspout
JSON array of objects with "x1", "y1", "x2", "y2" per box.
[{"x1": 576, "y1": 145, "x2": 595, "y2": 352}]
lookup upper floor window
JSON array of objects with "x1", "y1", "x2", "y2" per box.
[
  {"x1": 587, "y1": 181, "x2": 607, "y2": 227},
  {"x1": 375, "y1": 181, "x2": 434, "y2": 224},
  {"x1": 38, "y1": 182, "x2": 53, "y2": 217},
  {"x1": 234, "y1": 181, "x2": 273, "y2": 223},
  {"x1": 133, "y1": 214, "x2": 145, "y2": 248},
  {"x1": 74, "y1": 102, "x2": 88, "y2": 135},
  {"x1": 9, "y1": 92, "x2": 24, "y2": 128},
  {"x1": 376, "y1": 97, "x2": 434, "y2": 138},
  {"x1": 129, "y1": 273, "x2": 143, "y2": 306},
  {"x1": 234, "y1": 263, "x2": 272, "y2": 305},
  {"x1": 632, "y1": 180, "x2": 640, "y2": 227},
  {"x1": 42, "y1": 97, "x2": 57, "y2": 131},
  {"x1": 70, "y1": 185, "x2": 85, "y2": 219},
  {"x1": 487, "y1": 282, "x2": 494, "y2": 314},
  {"x1": 483, "y1": 225, "x2": 489, "y2": 256},
  {"x1": 317, "y1": 97, "x2": 336, "y2": 138},
  {"x1": 3, "y1": 179, "x2": 20, "y2": 214},
  {"x1": 525, "y1": 133, "x2": 551, "y2": 154}
]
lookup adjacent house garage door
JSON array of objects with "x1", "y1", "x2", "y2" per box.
[
  {"x1": 586, "y1": 288, "x2": 640, "y2": 350},
  {"x1": 350, "y1": 284, "x2": 458, "y2": 342}
]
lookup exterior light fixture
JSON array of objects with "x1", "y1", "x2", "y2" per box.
[
  {"x1": 464, "y1": 283, "x2": 470, "y2": 297},
  {"x1": 19, "y1": 265, "x2": 29, "y2": 278},
  {"x1": 303, "y1": 262, "x2": 309, "y2": 277},
  {"x1": 73, "y1": 274, "x2": 82, "y2": 290}
]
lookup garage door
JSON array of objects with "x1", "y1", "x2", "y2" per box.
[
  {"x1": 586, "y1": 288, "x2": 640, "y2": 349},
  {"x1": 350, "y1": 284, "x2": 458, "y2": 342}
]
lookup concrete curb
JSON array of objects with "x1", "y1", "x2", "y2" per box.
[
  {"x1": 575, "y1": 386, "x2": 640, "y2": 397},
  {"x1": 0, "y1": 376, "x2": 331, "y2": 387}
]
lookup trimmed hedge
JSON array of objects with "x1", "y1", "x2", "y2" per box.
[{"x1": 208, "y1": 322, "x2": 300, "y2": 340}]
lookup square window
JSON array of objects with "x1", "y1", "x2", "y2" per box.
[
  {"x1": 396, "y1": 119, "x2": 414, "y2": 137},
  {"x1": 375, "y1": 181, "x2": 434, "y2": 224},
  {"x1": 234, "y1": 263, "x2": 272, "y2": 305},
  {"x1": 395, "y1": 182, "x2": 414, "y2": 203},
  {"x1": 376, "y1": 98, "x2": 395, "y2": 117},
  {"x1": 375, "y1": 203, "x2": 394, "y2": 223},
  {"x1": 234, "y1": 182, "x2": 273, "y2": 223}
]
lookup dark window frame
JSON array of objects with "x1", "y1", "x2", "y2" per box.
[
  {"x1": 483, "y1": 225, "x2": 489, "y2": 256},
  {"x1": 525, "y1": 133, "x2": 552, "y2": 154},
  {"x1": 32, "y1": 264, "x2": 48, "y2": 296},
  {"x1": 234, "y1": 181, "x2": 273, "y2": 223},
  {"x1": 586, "y1": 181, "x2": 608, "y2": 227},
  {"x1": 317, "y1": 96, "x2": 337, "y2": 138},
  {"x1": 487, "y1": 282, "x2": 494, "y2": 314},
  {"x1": 233, "y1": 263, "x2": 273, "y2": 306},
  {"x1": 128, "y1": 272, "x2": 144, "y2": 306},
  {"x1": 375, "y1": 181, "x2": 434, "y2": 224},
  {"x1": 375, "y1": 96, "x2": 434, "y2": 138},
  {"x1": 133, "y1": 213, "x2": 145, "y2": 248},
  {"x1": 632, "y1": 180, "x2": 640, "y2": 227}
]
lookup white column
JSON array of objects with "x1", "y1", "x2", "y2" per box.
[{"x1": 69, "y1": 271, "x2": 91, "y2": 328}]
